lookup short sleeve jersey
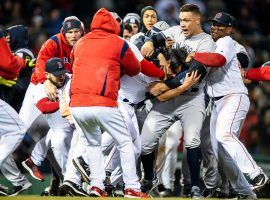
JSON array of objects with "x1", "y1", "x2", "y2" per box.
[{"x1": 206, "y1": 36, "x2": 248, "y2": 97}]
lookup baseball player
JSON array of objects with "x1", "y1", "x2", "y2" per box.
[
  {"x1": 23, "y1": 57, "x2": 74, "y2": 177},
  {"x1": 18, "y1": 16, "x2": 84, "y2": 187},
  {"x1": 201, "y1": 14, "x2": 268, "y2": 198},
  {"x1": 0, "y1": 24, "x2": 34, "y2": 196},
  {"x1": 0, "y1": 28, "x2": 29, "y2": 196},
  {"x1": 67, "y1": 10, "x2": 170, "y2": 197},
  {"x1": 69, "y1": 8, "x2": 148, "y2": 198},
  {"x1": 140, "y1": 4, "x2": 216, "y2": 197},
  {"x1": 189, "y1": 12, "x2": 259, "y2": 198}
]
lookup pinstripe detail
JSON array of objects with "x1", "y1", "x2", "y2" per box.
[
  {"x1": 116, "y1": 106, "x2": 131, "y2": 141},
  {"x1": 120, "y1": 41, "x2": 129, "y2": 60},
  {"x1": 104, "y1": 146, "x2": 117, "y2": 169},
  {"x1": 229, "y1": 95, "x2": 256, "y2": 169}
]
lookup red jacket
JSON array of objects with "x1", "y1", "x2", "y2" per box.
[
  {"x1": 70, "y1": 8, "x2": 141, "y2": 107},
  {"x1": 0, "y1": 37, "x2": 25, "y2": 79},
  {"x1": 31, "y1": 33, "x2": 73, "y2": 84}
]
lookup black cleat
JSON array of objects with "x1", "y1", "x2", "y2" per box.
[
  {"x1": 0, "y1": 184, "x2": 8, "y2": 196},
  {"x1": 202, "y1": 188, "x2": 215, "y2": 198},
  {"x1": 72, "y1": 156, "x2": 90, "y2": 183},
  {"x1": 160, "y1": 188, "x2": 174, "y2": 197},
  {"x1": 50, "y1": 178, "x2": 60, "y2": 196},
  {"x1": 251, "y1": 173, "x2": 269, "y2": 191},
  {"x1": 181, "y1": 185, "x2": 191, "y2": 197},
  {"x1": 140, "y1": 177, "x2": 159, "y2": 195},
  {"x1": 8, "y1": 182, "x2": 32, "y2": 196},
  {"x1": 58, "y1": 180, "x2": 88, "y2": 196},
  {"x1": 215, "y1": 190, "x2": 229, "y2": 198}
]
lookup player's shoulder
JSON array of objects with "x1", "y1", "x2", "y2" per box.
[
  {"x1": 232, "y1": 39, "x2": 248, "y2": 54},
  {"x1": 216, "y1": 35, "x2": 233, "y2": 45},
  {"x1": 197, "y1": 32, "x2": 213, "y2": 41}
]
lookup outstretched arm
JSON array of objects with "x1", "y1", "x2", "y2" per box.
[
  {"x1": 157, "y1": 71, "x2": 200, "y2": 102},
  {"x1": 244, "y1": 66, "x2": 270, "y2": 82}
]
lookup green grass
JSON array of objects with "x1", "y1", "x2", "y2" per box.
[{"x1": 0, "y1": 197, "x2": 191, "y2": 200}]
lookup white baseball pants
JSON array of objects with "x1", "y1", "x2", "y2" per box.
[{"x1": 71, "y1": 106, "x2": 140, "y2": 191}]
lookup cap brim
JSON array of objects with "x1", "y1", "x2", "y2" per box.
[
  {"x1": 51, "y1": 69, "x2": 67, "y2": 76},
  {"x1": 209, "y1": 19, "x2": 231, "y2": 27}
]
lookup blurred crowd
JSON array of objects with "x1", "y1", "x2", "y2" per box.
[{"x1": 0, "y1": 0, "x2": 270, "y2": 158}]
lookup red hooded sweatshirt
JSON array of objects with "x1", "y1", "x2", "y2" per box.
[
  {"x1": 0, "y1": 37, "x2": 25, "y2": 79},
  {"x1": 70, "y1": 8, "x2": 141, "y2": 107},
  {"x1": 30, "y1": 33, "x2": 73, "y2": 84}
]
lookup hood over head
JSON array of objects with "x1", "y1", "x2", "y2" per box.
[
  {"x1": 90, "y1": 8, "x2": 120, "y2": 35},
  {"x1": 6, "y1": 25, "x2": 29, "y2": 51}
]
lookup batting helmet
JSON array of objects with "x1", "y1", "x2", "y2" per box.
[{"x1": 187, "y1": 60, "x2": 207, "y2": 83}]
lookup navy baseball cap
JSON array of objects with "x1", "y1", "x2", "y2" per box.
[
  {"x1": 46, "y1": 57, "x2": 67, "y2": 76},
  {"x1": 209, "y1": 12, "x2": 234, "y2": 27}
]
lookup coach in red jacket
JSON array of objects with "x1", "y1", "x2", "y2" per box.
[{"x1": 70, "y1": 8, "x2": 148, "y2": 198}]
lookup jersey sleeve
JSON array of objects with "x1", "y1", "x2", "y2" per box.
[
  {"x1": 196, "y1": 36, "x2": 216, "y2": 52},
  {"x1": 215, "y1": 37, "x2": 235, "y2": 65},
  {"x1": 34, "y1": 83, "x2": 60, "y2": 113},
  {"x1": 0, "y1": 37, "x2": 25, "y2": 79},
  {"x1": 245, "y1": 66, "x2": 270, "y2": 81},
  {"x1": 128, "y1": 41, "x2": 144, "y2": 62},
  {"x1": 33, "y1": 83, "x2": 48, "y2": 104}
]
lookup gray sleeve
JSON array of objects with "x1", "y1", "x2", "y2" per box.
[{"x1": 196, "y1": 35, "x2": 216, "y2": 52}]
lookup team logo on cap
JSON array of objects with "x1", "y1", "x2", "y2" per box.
[
  {"x1": 57, "y1": 61, "x2": 63, "y2": 69},
  {"x1": 215, "y1": 12, "x2": 222, "y2": 19},
  {"x1": 67, "y1": 21, "x2": 71, "y2": 28}
]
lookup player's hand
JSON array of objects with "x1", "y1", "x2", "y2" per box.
[
  {"x1": 141, "y1": 41, "x2": 154, "y2": 57},
  {"x1": 165, "y1": 37, "x2": 175, "y2": 48},
  {"x1": 0, "y1": 76, "x2": 17, "y2": 87},
  {"x1": 148, "y1": 81, "x2": 169, "y2": 96},
  {"x1": 240, "y1": 68, "x2": 252, "y2": 84},
  {"x1": 182, "y1": 70, "x2": 201, "y2": 90},
  {"x1": 160, "y1": 64, "x2": 173, "y2": 80},
  {"x1": 185, "y1": 51, "x2": 195, "y2": 64},
  {"x1": 44, "y1": 79, "x2": 58, "y2": 101}
]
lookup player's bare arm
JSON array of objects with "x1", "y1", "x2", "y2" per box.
[
  {"x1": 157, "y1": 70, "x2": 200, "y2": 102},
  {"x1": 147, "y1": 81, "x2": 170, "y2": 96},
  {"x1": 240, "y1": 68, "x2": 252, "y2": 84}
]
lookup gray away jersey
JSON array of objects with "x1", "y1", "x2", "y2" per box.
[{"x1": 161, "y1": 26, "x2": 216, "y2": 91}]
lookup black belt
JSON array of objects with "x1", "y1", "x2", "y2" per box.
[
  {"x1": 213, "y1": 96, "x2": 224, "y2": 101},
  {"x1": 123, "y1": 98, "x2": 135, "y2": 106},
  {"x1": 123, "y1": 98, "x2": 145, "y2": 108}
]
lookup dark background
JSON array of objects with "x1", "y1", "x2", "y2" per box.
[{"x1": 0, "y1": 0, "x2": 270, "y2": 194}]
